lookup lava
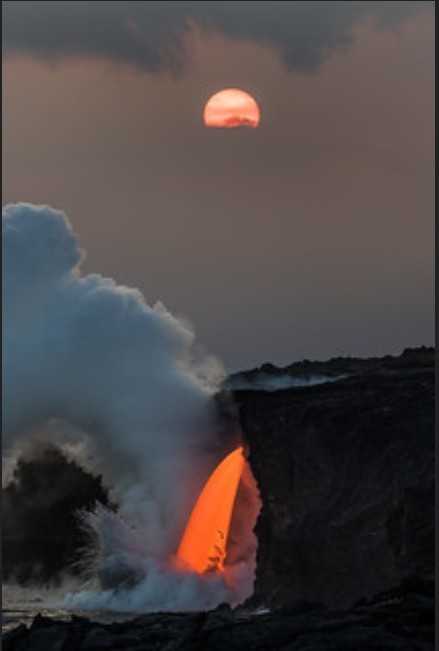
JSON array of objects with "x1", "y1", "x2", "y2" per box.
[{"x1": 176, "y1": 446, "x2": 245, "y2": 574}]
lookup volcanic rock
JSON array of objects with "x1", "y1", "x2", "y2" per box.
[
  {"x1": 2, "y1": 444, "x2": 112, "y2": 583},
  {"x1": 232, "y1": 347, "x2": 434, "y2": 608},
  {"x1": 2, "y1": 578, "x2": 434, "y2": 650}
]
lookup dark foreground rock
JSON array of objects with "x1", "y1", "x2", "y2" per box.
[
  {"x1": 2, "y1": 444, "x2": 112, "y2": 583},
  {"x1": 2, "y1": 579, "x2": 434, "y2": 650},
  {"x1": 232, "y1": 347, "x2": 434, "y2": 609}
]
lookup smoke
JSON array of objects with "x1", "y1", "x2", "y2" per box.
[
  {"x1": 2, "y1": 202, "x2": 255, "y2": 610},
  {"x1": 226, "y1": 373, "x2": 348, "y2": 392},
  {"x1": 64, "y1": 548, "x2": 232, "y2": 613},
  {"x1": 2, "y1": 419, "x2": 101, "y2": 488}
]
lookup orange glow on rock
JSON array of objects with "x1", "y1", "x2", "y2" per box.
[
  {"x1": 204, "y1": 89, "x2": 261, "y2": 128},
  {"x1": 176, "y1": 447, "x2": 245, "y2": 574}
]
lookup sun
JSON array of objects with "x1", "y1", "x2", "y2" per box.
[{"x1": 203, "y1": 89, "x2": 261, "y2": 129}]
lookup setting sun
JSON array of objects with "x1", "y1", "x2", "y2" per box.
[{"x1": 203, "y1": 89, "x2": 261, "y2": 128}]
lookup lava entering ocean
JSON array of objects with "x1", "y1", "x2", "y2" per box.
[{"x1": 176, "y1": 447, "x2": 245, "y2": 574}]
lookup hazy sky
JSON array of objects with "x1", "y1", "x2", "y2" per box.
[{"x1": 3, "y1": 1, "x2": 434, "y2": 371}]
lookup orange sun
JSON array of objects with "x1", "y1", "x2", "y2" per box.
[{"x1": 203, "y1": 89, "x2": 261, "y2": 129}]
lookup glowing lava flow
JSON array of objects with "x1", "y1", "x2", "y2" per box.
[{"x1": 177, "y1": 447, "x2": 245, "y2": 574}]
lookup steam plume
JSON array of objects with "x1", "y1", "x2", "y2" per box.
[{"x1": 2, "y1": 202, "x2": 223, "y2": 559}]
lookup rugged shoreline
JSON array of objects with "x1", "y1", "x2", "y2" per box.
[
  {"x1": 2, "y1": 347, "x2": 435, "y2": 649},
  {"x1": 2, "y1": 578, "x2": 434, "y2": 650}
]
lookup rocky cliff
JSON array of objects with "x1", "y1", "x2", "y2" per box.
[{"x1": 232, "y1": 347, "x2": 434, "y2": 608}]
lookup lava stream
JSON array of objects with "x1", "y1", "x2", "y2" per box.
[{"x1": 176, "y1": 446, "x2": 245, "y2": 574}]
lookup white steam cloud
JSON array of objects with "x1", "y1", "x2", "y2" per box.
[
  {"x1": 227, "y1": 373, "x2": 348, "y2": 392},
  {"x1": 2, "y1": 203, "x2": 257, "y2": 610}
]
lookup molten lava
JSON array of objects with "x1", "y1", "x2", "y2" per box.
[{"x1": 177, "y1": 447, "x2": 245, "y2": 574}]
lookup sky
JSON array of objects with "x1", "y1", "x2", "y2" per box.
[{"x1": 2, "y1": 1, "x2": 435, "y2": 371}]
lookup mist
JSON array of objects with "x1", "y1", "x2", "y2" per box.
[{"x1": 2, "y1": 202, "x2": 259, "y2": 610}]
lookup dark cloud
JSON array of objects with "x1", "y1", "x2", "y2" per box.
[{"x1": 2, "y1": 1, "x2": 432, "y2": 74}]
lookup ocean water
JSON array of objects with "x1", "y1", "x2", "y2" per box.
[
  {"x1": 2, "y1": 583, "x2": 270, "y2": 633},
  {"x1": 2, "y1": 584, "x2": 135, "y2": 633}
]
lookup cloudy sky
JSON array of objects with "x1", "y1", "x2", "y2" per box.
[{"x1": 3, "y1": 1, "x2": 434, "y2": 371}]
